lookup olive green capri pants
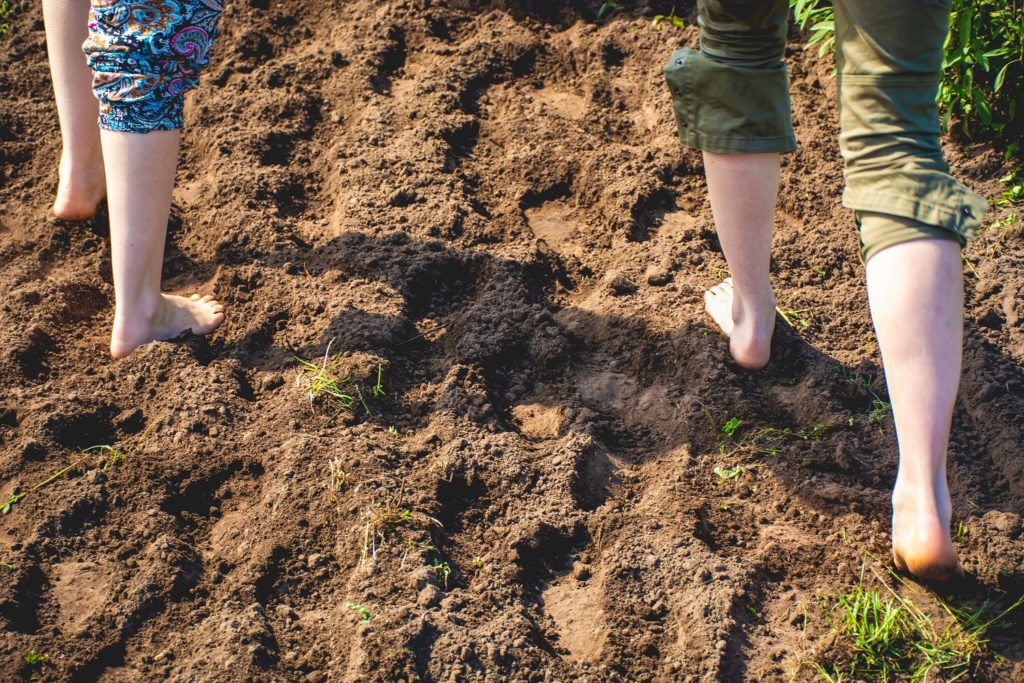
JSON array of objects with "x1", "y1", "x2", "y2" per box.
[{"x1": 663, "y1": 0, "x2": 989, "y2": 262}]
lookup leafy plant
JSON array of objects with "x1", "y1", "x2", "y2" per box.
[
  {"x1": 713, "y1": 464, "x2": 746, "y2": 482},
  {"x1": 3, "y1": 459, "x2": 84, "y2": 515},
  {"x1": 999, "y1": 166, "x2": 1024, "y2": 205},
  {"x1": 0, "y1": 0, "x2": 15, "y2": 40},
  {"x1": 85, "y1": 444, "x2": 125, "y2": 467},
  {"x1": 718, "y1": 416, "x2": 833, "y2": 455},
  {"x1": 939, "y1": 0, "x2": 1024, "y2": 136},
  {"x1": 791, "y1": 0, "x2": 835, "y2": 56},
  {"x1": 346, "y1": 602, "x2": 371, "y2": 624},
  {"x1": 721, "y1": 417, "x2": 743, "y2": 438},
  {"x1": 430, "y1": 561, "x2": 452, "y2": 589},
  {"x1": 24, "y1": 651, "x2": 48, "y2": 666},
  {"x1": 652, "y1": 7, "x2": 685, "y2": 30},
  {"x1": 597, "y1": 1, "x2": 619, "y2": 19},
  {"x1": 791, "y1": 0, "x2": 1024, "y2": 138}
]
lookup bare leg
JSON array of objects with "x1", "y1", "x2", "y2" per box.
[
  {"x1": 102, "y1": 129, "x2": 224, "y2": 359},
  {"x1": 43, "y1": 0, "x2": 106, "y2": 220},
  {"x1": 867, "y1": 238, "x2": 964, "y2": 581},
  {"x1": 702, "y1": 151, "x2": 779, "y2": 370}
]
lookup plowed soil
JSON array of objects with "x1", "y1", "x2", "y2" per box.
[{"x1": 2, "y1": 1, "x2": 1024, "y2": 681}]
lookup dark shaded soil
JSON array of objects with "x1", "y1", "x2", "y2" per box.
[{"x1": 1, "y1": 1, "x2": 1023, "y2": 681}]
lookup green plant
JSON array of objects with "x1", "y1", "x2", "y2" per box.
[
  {"x1": 777, "y1": 306, "x2": 812, "y2": 330},
  {"x1": 792, "y1": 0, "x2": 1024, "y2": 137},
  {"x1": 868, "y1": 398, "x2": 891, "y2": 426},
  {"x1": 721, "y1": 417, "x2": 743, "y2": 438},
  {"x1": 939, "y1": 0, "x2": 1024, "y2": 136},
  {"x1": 360, "y1": 484, "x2": 441, "y2": 565},
  {"x1": 713, "y1": 464, "x2": 746, "y2": 482},
  {"x1": 811, "y1": 562, "x2": 1024, "y2": 681},
  {"x1": 652, "y1": 6, "x2": 685, "y2": 30},
  {"x1": 791, "y1": 0, "x2": 835, "y2": 56},
  {"x1": 999, "y1": 167, "x2": 1024, "y2": 205},
  {"x1": 24, "y1": 651, "x2": 48, "y2": 666},
  {"x1": 346, "y1": 603, "x2": 371, "y2": 624},
  {"x1": 371, "y1": 363, "x2": 386, "y2": 399},
  {"x1": 430, "y1": 561, "x2": 453, "y2": 589},
  {"x1": 3, "y1": 458, "x2": 85, "y2": 515},
  {"x1": 0, "y1": 0, "x2": 15, "y2": 40},
  {"x1": 295, "y1": 343, "x2": 371, "y2": 415},
  {"x1": 85, "y1": 444, "x2": 125, "y2": 467},
  {"x1": 597, "y1": 2, "x2": 619, "y2": 19},
  {"x1": 719, "y1": 417, "x2": 833, "y2": 455}
]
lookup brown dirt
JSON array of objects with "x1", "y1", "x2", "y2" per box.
[{"x1": 2, "y1": 1, "x2": 1024, "y2": 681}]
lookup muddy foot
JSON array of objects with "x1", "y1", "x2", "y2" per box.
[
  {"x1": 703, "y1": 277, "x2": 775, "y2": 370},
  {"x1": 891, "y1": 485, "x2": 964, "y2": 583},
  {"x1": 52, "y1": 150, "x2": 107, "y2": 221},
  {"x1": 110, "y1": 293, "x2": 225, "y2": 359}
]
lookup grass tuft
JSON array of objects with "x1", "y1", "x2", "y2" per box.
[{"x1": 811, "y1": 561, "x2": 1024, "y2": 681}]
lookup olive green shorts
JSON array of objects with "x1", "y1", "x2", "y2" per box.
[{"x1": 664, "y1": 0, "x2": 989, "y2": 262}]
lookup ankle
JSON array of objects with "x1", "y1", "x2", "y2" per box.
[{"x1": 114, "y1": 291, "x2": 165, "y2": 329}]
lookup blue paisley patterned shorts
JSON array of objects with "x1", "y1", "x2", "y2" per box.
[{"x1": 83, "y1": 0, "x2": 223, "y2": 133}]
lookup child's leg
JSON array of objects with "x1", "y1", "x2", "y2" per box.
[
  {"x1": 663, "y1": 0, "x2": 794, "y2": 370},
  {"x1": 865, "y1": 235, "x2": 963, "y2": 581},
  {"x1": 83, "y1": 0, "x2": 226, "y2": 358},
  {"x1": 702, "y1": 152, "x2": 779, "y2": 370},
  {"x1": 835, "y1": 0, "x2": 989, "y2": 580},
  {"x1": 103, "y1": 129, "x2": 224, "y2": 359},
  {"x1": 43, "y1": 0, "x2": 105, "y2": 220}
]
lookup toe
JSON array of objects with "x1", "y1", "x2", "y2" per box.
[{"x1": 190, "y1": 294, "x2": 201, "y2": 301}]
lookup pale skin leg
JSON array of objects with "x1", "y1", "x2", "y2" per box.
[
  {"x1": 103, "y1": 129, "x2": 225, "y2": 359},
  {"x1": 702, "y1": 151, "x2": 779, "y2": 370},
  {"x1": 43, "y1": 0, "x2": 106, "y2": 219},
  {"x1": 867, "y1": 238, "x2": 964, "y2": 581},
  {"x1": 700, "y1": 149, "x2": 963, "y2": 580}
]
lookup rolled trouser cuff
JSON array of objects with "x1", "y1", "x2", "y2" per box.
[
  {"x1": 664, "y1": 48, "x2": 797, "y2": 154},
  {"x1": 844, "y1": 172, "x2": 989, "y2": 244},
  {"x1": 857, "y1": 210, "x2": 964, "y2": 264},
  {"x1": 97, "y1": 93, "x2": 186, "y2": 133}
]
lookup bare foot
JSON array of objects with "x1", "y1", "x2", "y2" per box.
[
  {"x1": 110, "y1": 293, "x2": 225, "y2": 359},
  {"x1": 53, "y1": 149, "x2": 106, "y2": 221},
  {"x1": 891, "y1": 482, "x2": 964, "y2": 583},
  {"x1": 703, "y1": 277, "x2": 776, "y2": 370}
]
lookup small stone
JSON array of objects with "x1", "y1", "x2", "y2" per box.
[
  {"x1": 645, "y1": 266, "x2": 672, "y2": 286},
  {"x1": 417, "y1": 585, "x2": 442, "y2": 608},
  {"x1": 306, "y1": 553, "x2": 324, "y2": 569},
  {"x1": 114, "y1": 408, "x2": 145, "y2": 434},
  {"x1": 409, "y1": 567, "x2": 434, "y2": 590},
  {"x1": 689, "y1": 253, "x2": 704, "y2": 266},
  {"x1": 606, "y1": 272, "x2": 638, "y2": 296}
]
